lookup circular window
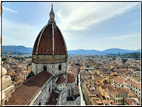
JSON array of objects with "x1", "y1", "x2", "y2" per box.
[{"x1": 58, "y1": 65, "x2": 61, "y2": 70}]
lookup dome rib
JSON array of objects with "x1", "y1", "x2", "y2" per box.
[
  {"x1": 36, "y1": 24, "x2": 49, "y2": 55},
  {"x1": 32, "y1": 24, "x2": 67, "y2": 55}
]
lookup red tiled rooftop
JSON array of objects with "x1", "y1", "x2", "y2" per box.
[
  {"x1": 85, "y1": 84, "x2": 98, "y2": 95},
  {"x1": 126, "y1": 80, "x2": 140, "y2": 89},
  {"x1": 56, "y1": 74, "x2": 66, "y2": 84},
  {"x1": 5, "y1": 71, "x2": 52, "y2": 105},
  {"x1": 107, "y1": 86, "x2": 128, "y2": 95},
  {"x1": 18, "y1": 75, "x2": 25, "y2": 80},
  {"x1": 14, "y1": 79, "x2": 24, "y2": 86},
  {"x1": 67, "y1": 71, "x2": 75, "y2": 83},
  {"x1": 124, "y1": 98, "x2": 137, "y2": 105},
  {"x1": 91, "y1": 98, "x2": 103, "y2": 105},
  {"x1": 113, "y1": 76, "x2": 125, "y2": 84},
  {"x1": 103, "y1": 100, "x2": 115, "y2": 105}
]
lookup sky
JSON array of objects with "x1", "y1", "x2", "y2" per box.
[{"x1": 2, "y1": 2, "x2": 141, "y2": 51}]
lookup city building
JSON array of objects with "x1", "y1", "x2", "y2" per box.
[
  {"x1": 107, "y1": 86, "x2": 128, "y2": 105},
  {"x1": 126, "y1": 80, "x2": 141, "y2": 98},
  {"x1": 113, "y1": 75, "x2": 125, "y2": 87},
  {"x1": 124, "y1": 97, "x2": 140, "y2": 105}
]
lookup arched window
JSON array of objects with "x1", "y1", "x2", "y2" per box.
[
  {"x1": 43, "y1": 66, "x2": 47, "y2": 71},
  {"x1": 58, "y1": 65, "x2": 61, "y2": 70}
]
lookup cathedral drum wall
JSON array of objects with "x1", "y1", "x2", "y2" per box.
[
  {"x1": 52, "y1": 76, "x2": 58, "y2": 90},
  {"x1": 31, "y1": 62, "x2": 37, "y2": 74},
  {"x1": 32, "y1": 62, "x2": 67, "y2": 75},
  {"x1": 53, "y1": 62, "x2": 67, "y2": 75}
]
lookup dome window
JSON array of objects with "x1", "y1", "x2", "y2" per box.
[
  {"x1": 43, "y1": 66, "x2": 47, "y2": 71},
  {"x1": 58, "y1": 65, "x2": 61, "y2": 70}
]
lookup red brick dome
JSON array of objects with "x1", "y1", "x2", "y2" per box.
[
  {"x1": 32, "y1": 24, "x2": 67, "y2": 55},
  {"x1": 67, "y1": 71, "x2": 75, "y2": 83},
  {"x1": 32, "y1": 5, "x2": 67, "y2": 55}
]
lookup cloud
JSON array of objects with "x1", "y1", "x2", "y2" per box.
[
  {"x1": 3, "y1": 6, "x2": 18, "y2": 13},
  {"x1": 2, "y1": 2, "x2": 140, "y2": 51},
  {"x1": 2, "y1": 18, "x2": 40, "y2": 47},
  {"x1": 56, "y1": 2, "x2": 139, "y2": 31},
  {"x1": 104, "y1": 33, "x2": 140, "y2": 41}
]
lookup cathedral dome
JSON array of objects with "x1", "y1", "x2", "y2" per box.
[
  {"x1": 67, "y1": 71, "x2": 75, "y2": 83},
  {"x1": 32, "y1": 5, "x2": 67, "y2": 55}
]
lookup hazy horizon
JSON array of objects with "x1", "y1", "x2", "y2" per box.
[{"x1": 2, "y1": 45, "x2": 141, "y2": 51}]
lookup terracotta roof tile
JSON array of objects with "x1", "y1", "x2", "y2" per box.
[
  {"x1": 18, "y1": 75, "x2": 25, "y2": 80},
  {"x1": 5, "y1": 71, "x2": 52, "y2": 105},
  {"x1": 103, "y1": 100, "x2": 115, "y2": 105},
  {"x1": 67, "y1": 71, "x2": 75, "y2": 83},
  {"x1": 38, "y1": 24, "x2": 53, "y2": 55},
  {"x1": 33, "y1": 23, "x2": 67, "y2": 55},
  {"x1": 124, "y1": 98, "x2": 137, "y2": 105},
  {"x1": 107, "y1": 86, "x2": 128, "y2": 95},
  {"x1": 126, "y1": 80, "x2": 140, "y2": 89},
  {"x1": 56, "y1": 75, "x2": 66, "y2": 84},
  {"x1": 113, "y1": 76, "x2": 125, "y2": 84},
  {"x1": 85, "y1": 84, "x2": 98, "y2": 95},
  {"x1": 54, "y1": 25, "x2": 67, "y2": 54}
]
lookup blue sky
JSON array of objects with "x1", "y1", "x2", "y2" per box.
[{"x1": 2, "y1": 2, "x2": 141, "y2": 51}]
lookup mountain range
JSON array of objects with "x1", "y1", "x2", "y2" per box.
[{"x1": 2, "y1": 45, "x2": 141, "y2": 55}]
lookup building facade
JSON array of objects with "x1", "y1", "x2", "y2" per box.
[{"x1": 107, "y1": 86, "x2": 128, "y2": 105}]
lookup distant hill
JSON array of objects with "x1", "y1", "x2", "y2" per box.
[
  {"x1": 2, "y1": 45, "x2": 141, "y2": 55},
  {"x1": 68, "y1": 48, "x2": 140, "y2": 55},
  {"x1": 68, "y1": 49, "x2": 100, "y2": 55},
  {"x1": 2, "y1": 45, "x2": 32, "y2": 55},
  {"x1": 101, "y1": 48, "x2": 140, "y2": 55}
]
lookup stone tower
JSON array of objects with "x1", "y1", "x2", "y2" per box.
[{"x1": 32, "y1": 4, "x2": 68, "y2": 90}]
